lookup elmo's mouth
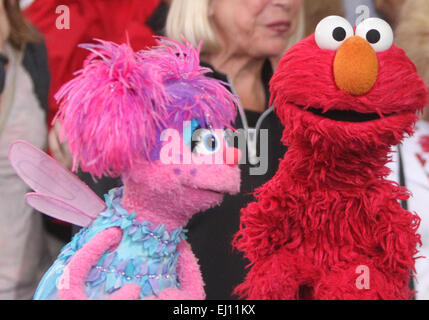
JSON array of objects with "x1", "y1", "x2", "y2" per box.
[{"x1": 294, "y1": 104, "x2": 383, "y2": 123}]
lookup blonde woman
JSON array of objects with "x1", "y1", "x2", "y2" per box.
[{"x1": 166, "y1": 0, "x2": 304, "y2": 299}]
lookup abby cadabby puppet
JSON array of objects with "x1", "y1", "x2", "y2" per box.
[{"x1": 8, "y1": 38, "x2": 241, "y2": 300}]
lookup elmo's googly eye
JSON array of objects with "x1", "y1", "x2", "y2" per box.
[
  {"x1": 355, "y1": 18, "x2": 393, "y2": 52},
  {"x1": 315, "y1": 16, "x2": 354, "y2": 50}
]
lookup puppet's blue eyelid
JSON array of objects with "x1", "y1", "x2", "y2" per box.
[{"x1": 184, "y1": 119, "x2": 200, "y2": 147}]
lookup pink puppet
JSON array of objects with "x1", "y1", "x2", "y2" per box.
[{"x1": 8, "y1": 38, "x2": 241, "y2": 300}]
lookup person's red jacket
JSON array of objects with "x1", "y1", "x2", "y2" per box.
[{"x1": 25, "y1": 0, "x2": 161, "y2": 126}]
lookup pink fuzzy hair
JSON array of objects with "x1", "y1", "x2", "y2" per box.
[
  {"x1": 55, "y1": 38, "x2": 237, "y2": 179},
  {"x1": 55, "y1": 40, "x2": 168, "y2": 178}
]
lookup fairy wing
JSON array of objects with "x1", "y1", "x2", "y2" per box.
[
  {"x1": 25, "y1": 193, "x2": 95, "y2": 227},
  {"x1": 8, "y1": 140, "x2": 106, "y2": 227}
]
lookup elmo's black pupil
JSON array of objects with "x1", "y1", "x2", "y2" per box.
[
  {"x1": 332, "y1": 27, "x2": 346, "y2": 41},
  {"x1": 366, "y1": 29, "x2": 381, "y2": 44}
]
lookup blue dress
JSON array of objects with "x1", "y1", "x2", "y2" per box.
[{"x1": 34, "y1": 187, "x2": 186, "y2": 300}]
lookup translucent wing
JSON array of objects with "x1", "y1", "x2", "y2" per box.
[
  {"x1": 8, "y1": 140, "x2": 106, "y2": 226},
  {"x1": 26, "y1": 193, "x2": 94, "y2": 227}
]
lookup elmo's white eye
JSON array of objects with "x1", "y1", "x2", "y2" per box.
[
  {"x1": 315, "y1": 16, "x2": 354, "y2": 50},
  {"x1": 355, "y1": 18, "x2": 393, "y2": 52}
]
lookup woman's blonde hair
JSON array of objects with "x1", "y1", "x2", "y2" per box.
[
  {"x1": 166, "y1": 0, "x2": 217, "y2": 52},
  {"x1": 166, "y1": 0, "x2": 305, "y2": 54}
]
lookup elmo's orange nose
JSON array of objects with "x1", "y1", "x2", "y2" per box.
[{"x1": 334, "y1": 36, "x2": 379, "y2": 96}]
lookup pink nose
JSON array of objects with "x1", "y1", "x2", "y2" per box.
[{"x1": 223, "y1": 147, "x2": 242, "y2": 166}]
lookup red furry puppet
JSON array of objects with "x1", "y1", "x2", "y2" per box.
[{"x1": 234, "y1": 16, "x2": 428, "y2": 300}]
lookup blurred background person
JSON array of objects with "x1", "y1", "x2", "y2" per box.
[
  {"x1": 375, "y1": 0, "x2": 429, "y2": 300},
  {"x1": 269, "y1": 0, "x2": 344, "y2": 70},
  {"x1": 0, "y1": 0, "x2": 50, "y2": 299},
  {"x1": 166, "y1": 0, "x2": 304, "y2": 299},
  {"x1": 270, "y1": 0, "x2": 344, "y2": 70}
]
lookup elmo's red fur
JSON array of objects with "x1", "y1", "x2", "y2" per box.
[{"x1": 234, "y1": 31, "x2": 428, "y2": 300}]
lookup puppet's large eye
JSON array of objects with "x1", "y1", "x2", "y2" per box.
[
  {"x1": 192, "y1": 128, "x2": 220, "y2": 155},
  {"x1": 355, "y1": 18, "x2": 393, "y2": 52},
  {"x1": 315, "y1": 16, "x2": 354, "y2": 50}
]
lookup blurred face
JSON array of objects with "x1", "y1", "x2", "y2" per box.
[{"x1": 209, "y1": 0, "x2": 302, "y2": 58}]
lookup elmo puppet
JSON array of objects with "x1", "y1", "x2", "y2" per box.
[{"x1": 234, "y1": 16, "x2": 428, "y2": 300}]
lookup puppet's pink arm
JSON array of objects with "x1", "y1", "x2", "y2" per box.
[
  {"x1": 156, "y1": 240, "x2": 205, "y2": 300},
  {"x1": 58, "y1": 227, "x2": 141, "y2": 300},
  {"x1": 176, "y1": 240, "x2": 205, "y2": 299}
]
